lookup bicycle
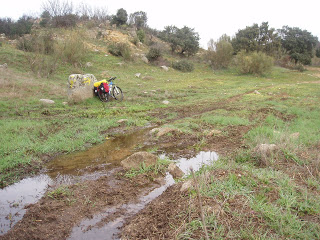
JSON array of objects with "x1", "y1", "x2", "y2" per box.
[{"x1": 97, "y1": 77, "x2": 124, "y2": 102}]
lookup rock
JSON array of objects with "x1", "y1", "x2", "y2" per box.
[
  {"x1": 85, "y1": 62, "x2": 93, "y2": 67},
  {"x1": 168, "y1": 163, "x2": 184, "y2": 178},
  {"x1": 121, "y1": 152, "x2": 158, "y2": 170},
  {"x1": 160, "y1": 66, "x2": 169, "y2": 71},
  {"x1": 254, "y1": 90, "x2": 261, "y2": 94},
  {"x1": 116, "y1": 62, "x2": 124, "y2": 66},
  {"x1": 0, "y1": 63, "x2": 8, "y2": 69},
  {"x1": 290, "y1": 132, "x2": 300, "y2": 140},
  {"x1": 180, "y1": 180, "x2": 193, "y2": 192},
  {"x1": 117, "y1": 119, "x2": 128, "y2": 123},
  {"x1": 152, "y1": 127, "x2": 177, "y2": 137},
  {"x1": 135, "y1": 73, "x2": 141, "y2": 78},
  {"x1": 207, "y1": 129, "x2": 222, "y2": 136},
  {"x1": 254, "y1": 144, "x2": 277, "y2": 155},
  {"x1": 141, "y1": 56, "x2": 149, "y2": 64},
  {"x1": 162, "y1": 100, "x2": 170, "y2": 105},
  {"x1": 62, "y1": 102, "x2": 68, "y2": 105},
  {"x1": 39, "y1": 99, "x2": 55, "y2": 104}
]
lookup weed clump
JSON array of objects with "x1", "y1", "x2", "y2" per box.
[{"x1": 172, "y1": 59, "x2": 194, "y2": 72}]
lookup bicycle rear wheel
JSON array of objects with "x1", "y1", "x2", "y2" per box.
[
  {"x1": 112, "y1": 86, "x2": 123, "y2": 101},
  {"x1": 98, "y1": 91, "x2": 109, "y2": 102}
]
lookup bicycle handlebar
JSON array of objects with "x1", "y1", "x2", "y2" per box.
[{"x1": 107, "y1": 77, "x2": 116, "y2": 82}]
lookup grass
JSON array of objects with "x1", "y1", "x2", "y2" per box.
[
  {"x1": 1, "y1": 27, "x2": 320, "y2": 239},
  {"x1": 124, "y1": 158, "x2": 171, "y2": 178}
]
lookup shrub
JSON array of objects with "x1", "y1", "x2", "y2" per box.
[
  {"x1": 278, "y1": 55, "x2": 306, "y2": 72},
  {"x1": 17, "y1": 32, "x2": 55, "y2": 54},
  {"x1": 146, "y1": 47, "x2": 162, "y2": 61},
  {"x1": 25, "y1": 53, "x2": 58, "y2": 77},
  {"x1": 108, "y1": 43, "x2": 131, "y2": 61},
  {"x1": 234, "y1": 51, "x2": 273, "y2": 75},
  {"x1": 55, "y1": 31, "x2": 87, "y2": 66},
  {"x1": 172, "y1": 60, "x2": 194, "y2": 72},
  {"x1": 207, "y1": 35, "x2": 233, "y2": 69},
  {"x1": 137, "y1": 29, "x2": 145, "y2": 43}
]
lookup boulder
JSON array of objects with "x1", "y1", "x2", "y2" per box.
[
  {"x1": 121, "y1": 152, "x2": 158, "y2": 170},
  {"x1": 168, "y1": 163, "x2": 184, "y2": 178},
  {"x1": 135, "y1": 73, "x2": 141, "y2": 78},
  {"x1": 85, "y1": 62, "x2": 93, "y2": 67},
  {"x1": 254, "y1": 144, "x2": 277, "y2": 156},
  {"x1": 141, "y1": 56, "x2": 149, "y2": 64},
  {"x1": 0, "y1": 63, "x2": 8, "y2": 69},
  {"x1": 39, "y1": 99, "x2": 55, "y2": 104},
  {"x1": 117, "y1": 119, "x2": 128, "y2": 123},
  {"x1": 151, "y1": 127, "x2": 177, "y2": 137},
  {"x1": 160, "y1": 66, "x2": 169, "y2": 71},
  {"x1": 180, "y1": 180, "x2": 193, "y2": 192}
]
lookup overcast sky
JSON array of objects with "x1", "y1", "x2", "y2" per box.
[{"x1": 1, "y1": 0, "x2": 319, "y2": 48}]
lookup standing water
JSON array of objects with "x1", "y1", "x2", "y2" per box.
[{"x1": 0, "y1": 128, "x2": 218, "y2": 236}]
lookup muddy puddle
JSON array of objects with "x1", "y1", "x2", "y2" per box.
[{"x1": 0, "y1": 128, "x2": 218, "y2": 237}]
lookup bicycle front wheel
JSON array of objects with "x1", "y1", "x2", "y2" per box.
[{"x1": 112, "y1": 86, "x2": 123, "y2": 101}]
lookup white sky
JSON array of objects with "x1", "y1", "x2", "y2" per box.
[{"x1": 1, "y1": 0, "x2": 319, "y2": 48}]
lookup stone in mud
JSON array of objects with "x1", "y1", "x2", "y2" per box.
[
  {"x1": 168, "y1": 163, "x2": 184, "y2": 178},
  {"x1": 150, "y1": 127, "x2": 177, "y2": 137},
  {"x1": 180, "y1": 180, "x2": 193, "y2": 192},
  {"x1": 121, "y1": 152, "x2": 158, "y2": 170},
  {"x1": 254, "y1": 143, "x2": 277, "y2": 156}
]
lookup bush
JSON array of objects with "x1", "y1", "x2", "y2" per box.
[
  {"x1": 146, "y1": 47, "x2": 162, "y2": 61},
  {"x1": 25, "y1": 53, "x2": 58, "y2": 77},
  {"x1": 207, "y1": 35, "x2": 233, "y2": 69},
  {"x1": 234, "y1": 51, "x2": 273, "y2": 75},
  {"x1": 17, "y1": 32, "x2": 55, "y2": 54},
  {"x1": 137, "y1": 29, "x2": 145, "y2": 43},
  {"x1": 278, "y1": 55, "x2": 306, "y2": 72},
  {"x1": 55, "y1": 31, "x2": 87, "y2": 66},
  {"x1": 172, "y1": 60, "x2": 194, "y2": 72},
  {"x1": 108, "y1": 43, "x2": 131, "y2": 61}
]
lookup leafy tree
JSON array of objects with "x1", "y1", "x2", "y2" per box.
[
  {"x1": 111, "y1": 8, "x2": 128, "y2": 26},
  {"x1": 279, "y1": 26, "x2": 319, "y2": 65},
  {"x1": 161, "y1": 25, "x2": 199, "y2": 56},
  {"x1": 129, "y1": 11, "x2": 147, "y2": 29},
  {"x1": 207, "y1": 34, "x2": 234, "y2": 69},
  {"x1": 40, "y1": 10, "x2": 51, "y2": 27},
  {"x1": 0, "y1": 16, "x2": 33, "y2": 37},
  {"x1": 232, "y1": 22, "x2": 281, "y2": 56}
]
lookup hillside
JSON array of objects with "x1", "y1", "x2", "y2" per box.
[{"x1": 0, "y1": 24, "x2": 320, "y2": 239}]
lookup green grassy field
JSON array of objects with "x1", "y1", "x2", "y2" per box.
[{"x1": 1, "y1": 33, "x2": 320, "y2": 238}]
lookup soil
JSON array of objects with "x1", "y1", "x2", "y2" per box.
[
  {"x1": 2, "y1": 90, "x2": 317, "y2": 239},
  {"x1": 0, "y1": 169, "x2": 162, "y2": 240}
]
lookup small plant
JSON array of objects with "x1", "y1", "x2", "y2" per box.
[
  {"x1": 124, "y1": 158, "x2": 171, "y2": 178},
  {"x1": 172, "y1": 60, "x2": 194, "y2": 72},
  {"x1": 47, "y1": 185, "x2": 71, "y2": 200}
]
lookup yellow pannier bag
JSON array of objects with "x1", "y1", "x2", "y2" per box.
[{"x1": 94, "y1": 79, "x2": 107, "y2": 88}]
